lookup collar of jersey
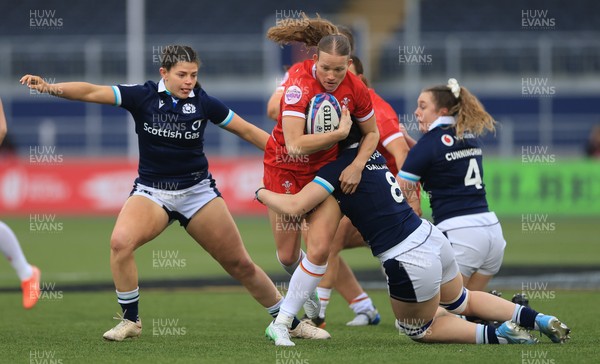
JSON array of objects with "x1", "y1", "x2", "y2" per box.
[
  {"x1": 428, "y1": 116, "x2": 455, "y2": 131},
  {"x1": 158, "y1": 78, "x2": 195, "y2": 98}
]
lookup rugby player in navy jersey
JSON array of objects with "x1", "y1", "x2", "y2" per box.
[
  {"x1": 20, "y1": 45, "x2": 329, "y2": 342},
  {"x1": 255, "y1": 135, "x2": 570, "y2": 345},
  {"x1": 398, "y1": 79, "x2": 506, "y2": 293}
]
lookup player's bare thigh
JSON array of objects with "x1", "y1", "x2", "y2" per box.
[
  {"x1": 110, "y1": 195, "x2": 170, "y2": 253},
  {"x1": 185, "y1": 197, "x2": 253, "y2": 267},
  {"x1": 304, "y1": 196, "x2": 343, "y2": 265}
]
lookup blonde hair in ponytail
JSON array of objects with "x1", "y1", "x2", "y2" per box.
[{"x1": 425, "y1": 83, "x2": 496, "y2": 139}]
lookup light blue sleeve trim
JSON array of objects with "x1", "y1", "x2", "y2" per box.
[
  {"x1": 313, "y1": 176, "x2": 334, "y2": 194},
  {"x1": 111, "y1": 86, "x2": 121, "y2": 106},
  {"x1": 398, "y1": 170, "x2": 421, "y2": 182},
  {"x1": 217, "y1": 110, "x2": 234, "y2": 128}
]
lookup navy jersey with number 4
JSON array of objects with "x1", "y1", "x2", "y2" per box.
[
  {"x1": 399, "y1": 117, "x2": 489, "y2": 225},
  {"x1": 314, "y1": 148, "x2": 422, "y2": 256},
  {"x1": 112, "y1": 79, "x2": 234, "y2": 189}
]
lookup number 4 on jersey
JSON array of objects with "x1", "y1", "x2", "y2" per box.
[{"x1": 464, "y1": 158, "x2": 482, "y2": 189}]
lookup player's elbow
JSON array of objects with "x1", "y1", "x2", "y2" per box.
[{"x1": 267, "y1": 107, "x2": 279, "y2": 121}]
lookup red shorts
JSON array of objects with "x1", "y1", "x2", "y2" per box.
[{"x1": 263, "y1": 136, "x2": 337, "y2": 193}]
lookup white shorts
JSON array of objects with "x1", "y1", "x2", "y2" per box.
[
  {"x1": 436, "y1": 212, "x2": 506, "y2": 277},
  {"x1": 131, "y1": 176, "x2": 221, "y2": 227},
  {"x1": 377, "y1": 219, "x2": 459, "y2": 303}
]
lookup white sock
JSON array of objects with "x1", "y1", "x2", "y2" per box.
[
  {"x1": 316, "y1": 287, "x2": 331, "y2": 318},
  {"x1": 349, "y1": 292, "x2": 375, "y2": 314},
  {"x1": 277, "y1": 249, "x2": 306, "y2": 276},
  {"x1": 278, "y1": 257, "x2": 327, "y2": 319},
  {"x1": 0, "y1": 222, "x2": 33, "y2": 281}
]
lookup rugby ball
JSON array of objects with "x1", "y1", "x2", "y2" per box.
[{"x1": 306, "y1": 93, "x2": 342, "y2": 135}]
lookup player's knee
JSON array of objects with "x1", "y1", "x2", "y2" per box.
[
  {"x1": 109, "y1": 232, "x2": 136, "y2": 257},
  {"x1": 307, "y1": 244, "x2": 329, "y2": 265},
  {"x1": 276, "y1": 250, "x2": 300, "y2": 267},
  {"x1": 396, "y1": 318, "x2": 433, "y2": 342},
  {"x1": 227, "y1": 256, "x2": 256, "y2": 279},
  {"x1": 440, "y1": 287, "x2": 469, "y2": 314}
]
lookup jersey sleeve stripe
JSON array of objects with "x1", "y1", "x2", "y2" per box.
[
  {"x1": 282, "y1": 110, "x2": 306, "y2": 119},
  {"x1": 382, "y1": 132, "x2": 404, "y2": 147},
  {"x1": 112, "y1": 86, "x2": 121, "y2": 106},
  {"x1": 356, "y1": 109, "x2": 375, "y2": 122},
  {"x1": 398, "y1": 170, "x2": 421, "y2": 182},
  {"x1": 312, "y1": 177, "x2": 334, "y2": 194},
  {"x1": 217, "y1": 110, "x2": 234, "y2": 128}
]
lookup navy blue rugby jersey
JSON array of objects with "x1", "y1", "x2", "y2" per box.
[
  {"x1": 314, "y1": 148, "x2": 422, "y2": 256},
  {"x1": 399, "y1": 116, "x2": 489, "y2": 225},
  {"x1": 112, "y1": 79, "x2": 234, "y2": 189}
]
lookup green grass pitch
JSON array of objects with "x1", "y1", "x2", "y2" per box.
[{"x1": 0, "y1": 216, "x2": 598, "y2": 363}]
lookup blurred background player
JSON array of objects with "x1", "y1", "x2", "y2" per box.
[
  {"x1": 398, "y1": 79, "x2": 506, "y2": 293},
  {"x1": 256, "y1": 134, "x2": 571, "y2": 346},
  {"x1": 20, "y1": 45, "x2": 329, "y2": 342},
  {"x1": 263, "y1": 15, "x2": 379, "y2": 346},
  {"x1": 584, "y1": 124, "x2": 600, "y2": 159},
  {"x1": 0, "y1": 97, "x2": 41, "y2": 310},
  {"x1": 265, "y1": 21, "x2": 382, "y2": 328}
]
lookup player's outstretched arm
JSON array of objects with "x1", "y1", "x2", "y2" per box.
[
  {"x1": 339, "y1": 114, "x2": 379, "y2": 194},
  {"x1": 398, "y1": 178, "x2": 422, "y2": 216},
  {"x1": 223, "y1": 113, "x2": 270, "y2": 151},
  {"x1": 20, "y1": 75, "x2": 115, "y2": 105},
  {"x1": 385, "y1": 137, "x2": 410, "y2": 173},
  {"x1": 256, "y1": 182, "x2": 330, "y2": 216}
]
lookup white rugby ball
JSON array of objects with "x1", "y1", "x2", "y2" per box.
[{"x1": 306, "y1": 93, "x2": 342, "y2": 135}]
